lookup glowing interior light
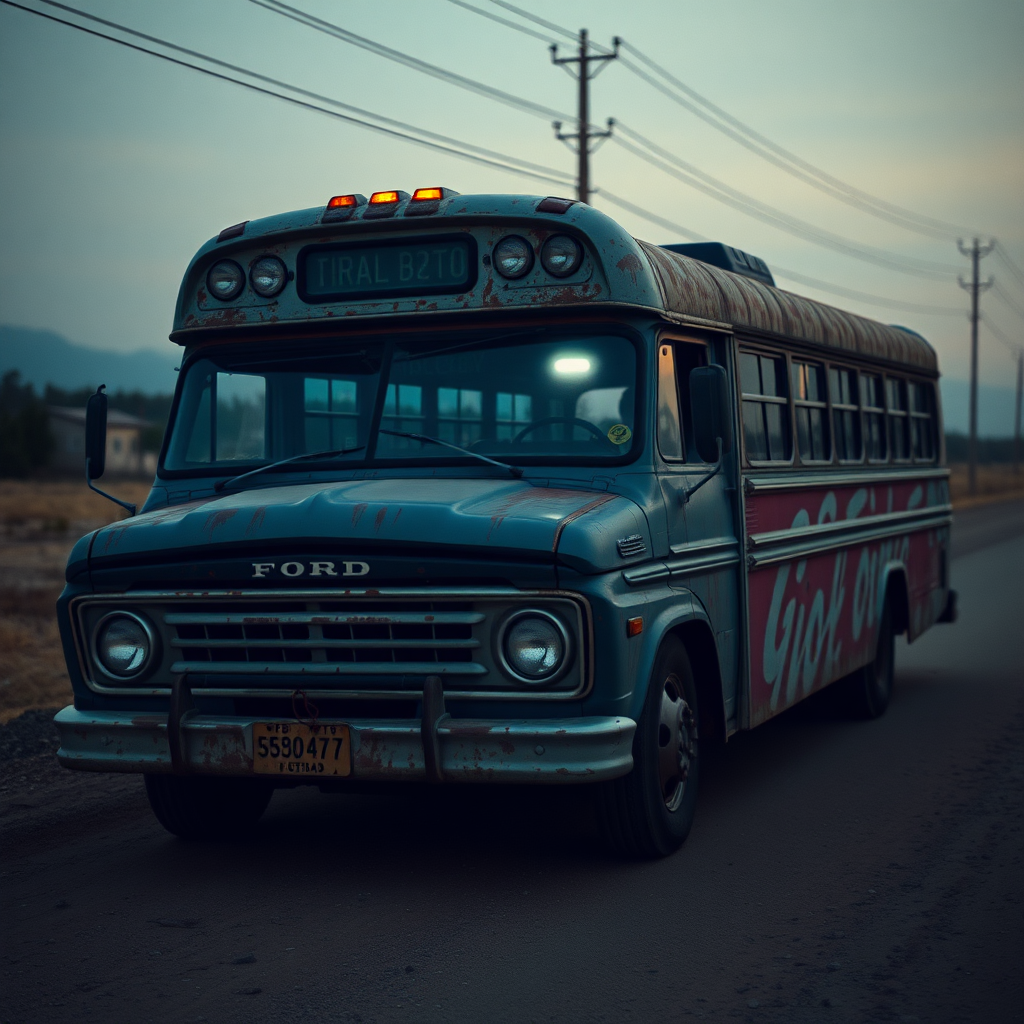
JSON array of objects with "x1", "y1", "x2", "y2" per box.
[
  {"x1": 412, "y1": 187, "x2": 444, "y2": 201},
  {"x1": 369, "y1": 190, "x2": 401, "y2": 204},
  {"x1": 554, "y1": 357, "x2": 591, "y2": 375},
  {"x1": 327, "y1": 195, "x2": 358, "y2": 208}
]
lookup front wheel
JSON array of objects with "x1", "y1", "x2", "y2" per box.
[
  {"x1": 144, "y1": 774, "x2": 273, "y2": 840},
  {"x1": 597, "y1": 636, "x2": 700, "y2": 858}
]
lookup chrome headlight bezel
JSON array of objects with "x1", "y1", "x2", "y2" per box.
[
  {"x1": 91, "y1": 611, "x2": 157, "y2": 681},
  {"x1": 496, "y1": 609, "x2": 572, "y2": 686},
  {"x1": 249, "y1": 255, "x2": 287, "y2": 298},
  {"x1": 206, "y1": 259, "x2": 245, "y2": 301}
]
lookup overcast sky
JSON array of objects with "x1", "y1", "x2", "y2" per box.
[{"x1": 1, "y1": 0, "x2": 1021, "y2": 391}]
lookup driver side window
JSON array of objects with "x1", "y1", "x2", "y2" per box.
[{"x1": 657, "y1": 339, "x2": 707, "y2": 463}]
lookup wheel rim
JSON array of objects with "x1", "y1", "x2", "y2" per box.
[{"x1": 657, "y1": 673, "x2": 696, "y2": 812}]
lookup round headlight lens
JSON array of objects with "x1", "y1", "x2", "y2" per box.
[
  {"x1": 249, "y1": 255, "x2": 287, "y2": 298},
  {"x1": 503, "y1": 614, "x2": 566, "y2": 683},
  {"x1": 96, "y1": 613, "x2": 153, "y2": 678},
  {"x1": 540, "y1": 234, "x2": 582, "y2": 277},
  {"x1": 492, "y1": 235, "x2": 534, "y2": 279},
  {"x1": 206, "y1": 260, "x2": 245, "y2": 301}
]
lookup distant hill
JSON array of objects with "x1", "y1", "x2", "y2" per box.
[{"x1": 0, "y1": 325, "x2": 179, "y2": 395}]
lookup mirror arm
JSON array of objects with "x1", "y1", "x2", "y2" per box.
[
  {"x1": 680, "y1": 437, "x2": 724, "y2": 505},
  {"x1": 86, "y1": 458, "x2": 137, "y2": 517}
]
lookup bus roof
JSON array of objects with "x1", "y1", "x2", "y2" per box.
[{"x1": 173, "y1": 193, "x2": 937, "y2": 376}]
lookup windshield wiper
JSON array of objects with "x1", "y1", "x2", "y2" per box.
[
  {"x1": 378, "y1": 430, "x2": 524, "y2": 479},
  {"x1": 214, "y1": 445, "x2": 366, "y2": 492}
]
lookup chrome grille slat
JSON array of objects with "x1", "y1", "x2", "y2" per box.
[
  {"x1": 163, "y1": 612, "x2": 485, "y2": 625},
  {"x1": 169, "y1": 638, "x2": 480, "y2": 649},
  {"x1": 169, "y1": 661, "x2": 488, "y2": 676}
]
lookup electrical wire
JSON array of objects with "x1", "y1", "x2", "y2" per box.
[
  {"x1": 982, "y1": 316, "x2": 1024, "y2": 356},
  {"x1": 993, "y1": 282, "x2": 1024, "y2": 322},
  {"x1": 445, "y1": 0, "x2": 556, "y2": 45},
  {"x1": 993, "y1": 242, "x2": 1024, "y2": 291},
  {"x1": 2, "y1": 0, "x2": 573, "y2": 187},
  {"x1": 595, "y1": 189, "x2": 964, "y2": 318},
  {"x1": 249, "y1": 0, "x2": 573, "y2": 123},
  {"x1": 485, "y1": 0, "x2": 578, "y2": 44},
  {"x1": 611, "y1": 127, "x2": 960, "y2": 279}
]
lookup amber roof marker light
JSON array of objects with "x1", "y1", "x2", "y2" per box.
[
  {"x1": 364, "y1": 190, "x2": 410, "y2": 220},
  {"x1": 406, "y1": 186, "x2": 459, "y2": 217},
  {"x1": 322, "y1": 193, "x2": 367, "y2": 224}
]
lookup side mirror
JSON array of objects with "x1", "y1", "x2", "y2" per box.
[
  {"x1": 689, "y1": 364, "x2": 734, "y2": 464},
  {"x1": 85, "y1": 385, "x2": 108, "y2": 480}
]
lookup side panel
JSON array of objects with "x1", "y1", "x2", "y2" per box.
[{"x1": 744, "y1": 474, "x2": 950, "y2": 727}]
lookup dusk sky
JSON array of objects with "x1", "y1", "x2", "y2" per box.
[{"x1": 1, "y1": 0, "x2": 1022, "y2": 394}]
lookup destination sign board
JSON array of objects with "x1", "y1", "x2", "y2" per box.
[{"x1": 298, "y1": 236, "x2": 476, "y2": 301}]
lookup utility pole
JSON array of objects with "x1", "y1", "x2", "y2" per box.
[
  {"x1": 1014, "y1": 349, "x2": 1023, "y2": 477},
  {"x1": 551, "y1": 30, "x2": 619, "y2": 204},
  {"x1": 957, "y1": 238, "x2": 994, "y2": 496}
]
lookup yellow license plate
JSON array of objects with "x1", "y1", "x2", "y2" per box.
[{"x1": 252, "y1": 722, "x2": 351, "y2": 777}]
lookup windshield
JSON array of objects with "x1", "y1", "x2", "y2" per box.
[{"x1": 163, "y1": 329, "x2": 639, "y2": 475}]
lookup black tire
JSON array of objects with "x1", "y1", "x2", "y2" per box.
[
  {"x1": 841, "y1": 592, "x2": 895, "y2": 719},
  {"x1": 597, "y1": 636, "x2": 700, "y2": 858},
  {"x1": 144, "y1": 774, "x2": 273, "y2": 840}
]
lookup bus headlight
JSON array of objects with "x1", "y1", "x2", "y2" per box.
[
  {"x1": 94, "y1": 612, "x2": 155, "y2": 679},
  {"x1": 249, "y1": 255, "x2": 287, "y2": 298},
  {"x1": 206, "y1": 260, "x2": 245, "y2": 301},
  {"x1": 540, "y1": 234, "x2": 582, "y2": 277},
  {"x1": 492, "y1": 235, "x2": 534, "y2": 279},
  {"x1": 500, "y1": 611, "x2": 569, "y2": 685}
]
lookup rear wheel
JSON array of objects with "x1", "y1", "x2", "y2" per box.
[
  {"x1": 144, "y1": 774, "x2": 272, "y2": 840},
  {"x1": 842, "y1": 593, "x2": 895, "y2": 719},
  {"x1": 597, "y1": 636, "x2": 700, "y2": 858}
]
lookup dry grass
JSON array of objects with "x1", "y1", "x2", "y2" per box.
[
  {"x1": 0, "y1": 479, "x2": 152, "y2": 722},
  {"x1": 948, "y1": 463, "x2": 1024, "y2": 507}
]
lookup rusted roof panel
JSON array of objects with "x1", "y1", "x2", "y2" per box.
[{"x1": 640, "y1": 242, "x2": 938, "y2": 374}]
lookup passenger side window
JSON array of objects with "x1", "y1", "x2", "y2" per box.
[
  {"x1": 829, "y1": 366, "x2": 862, "y2": 462},
  {"x1": 887, "y1": 377, "x2": 911, "y2": 461},
  {"x1": 740, "y1": 350, "x2": 791, "y2": 463},
  {"x1": 792, "y1": 360, "x2": 830, "y2": 462},
  {"x1": 910, "y1": 381, "x2": 936, "y2": 462},
  {"x1": 305, "y1": 376, "x2": 360, "y2": 451},
  {"x1": 862, "y1": 373, "x2": 887, "y2": 462}
]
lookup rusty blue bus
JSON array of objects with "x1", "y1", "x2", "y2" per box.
[{"x1": 55, "y1": 188, "x2": 955, "y2": 856}]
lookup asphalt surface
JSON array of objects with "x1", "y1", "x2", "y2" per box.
[{"x1": 2, "y1": 497, "x2": 1022, "y2": 1024}]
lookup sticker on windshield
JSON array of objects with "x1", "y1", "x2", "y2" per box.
[{"x1": 607, "y1": 423, "x2": 632, "y2": 445}]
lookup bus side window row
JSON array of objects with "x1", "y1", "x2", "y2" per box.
[{"x1": 739, "y1": 347, "x2": 938, "y2": 467}]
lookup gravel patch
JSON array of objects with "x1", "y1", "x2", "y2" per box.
[{"x1": 0, "y1": 706, "x2": 61, "y2": 761}]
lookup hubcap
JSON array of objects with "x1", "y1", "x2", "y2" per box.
[{"x1": 657, "y1": 674, "x2": 696, "y2": 812}]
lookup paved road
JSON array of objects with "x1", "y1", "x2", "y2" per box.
[{"x1": 2, "y1": 499, "x2": 1022, "y2": 1024}]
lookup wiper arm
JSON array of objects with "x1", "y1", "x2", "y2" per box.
[
  {"x1": 378, "y1": 430, "x2": 524, "y2": 479},
  {"x1": 214, "y1": 445, "x2": 366, "y2": 492}
]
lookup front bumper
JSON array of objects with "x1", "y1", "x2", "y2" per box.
[{"x1": 54, "y1": 706, "x2": 636, "y2": 784}]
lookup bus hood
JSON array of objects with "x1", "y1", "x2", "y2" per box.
[{"x1": 85, "y1": 478, "x2": 651, "y2": 575}]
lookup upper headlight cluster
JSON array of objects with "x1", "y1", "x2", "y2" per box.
[
  {"x1": 492, "y1": 234, "x2": 583, "y2": 281},
  {"x1": 207, "y1": 255, "x2": 287, "y2": 302}
]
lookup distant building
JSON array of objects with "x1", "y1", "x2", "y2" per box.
[{"x1": 48, "y1": 406, "x2": 156, "y2": 476}]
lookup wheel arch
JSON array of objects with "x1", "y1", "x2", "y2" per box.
[
  {"x1": 636, "y1": 595, "x2": 727, "y2": 748},
  {"x1": 879, "y1": 560, "x2": 910, "y2": 636}
]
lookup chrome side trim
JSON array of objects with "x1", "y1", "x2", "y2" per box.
[
  {"x1": 743, "y1": 466, "x2": 949, "y2": 494},
  {"x1": 622, "y1": 538, "x2": 740, "y2": 586},
  {"x1": 747, "y1": 508, "x2": 952, "y2": 568}
]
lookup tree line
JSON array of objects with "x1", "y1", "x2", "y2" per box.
[{"x1": 0, "y1": 371, "x2": 172, "y2": 478}]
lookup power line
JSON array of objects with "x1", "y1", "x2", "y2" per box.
[
  {"x1": 611, "y1": 127, "x2": 960, "y2": 279},
  {"x1": 2, "y1": 0, "x2": 573, "y2": 187},
  {"x1": 993, "y1": 241, "x2": 1024, "y2": 291},
  {"x1": 444, "y1": 0, "x2": 555, "y2": 44},
  {"x1": 473, "y1": 5, "x2": 979, "y2": 240},
  {"x1": 993, "y1": 281, "x2": 1024, "y2": 322},
  {"x1": 614, "y1": 40, "x2": 977, "y2": 241},
  {"x1": 982, "y1": 316, "x2": 1024, "y2": 356},
  {"x1": 249, "y1": 0, "x2": 572, "y2": 123},
  {"x1": 596, "y1": 189, "x2": 964, "y2": 318}
]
